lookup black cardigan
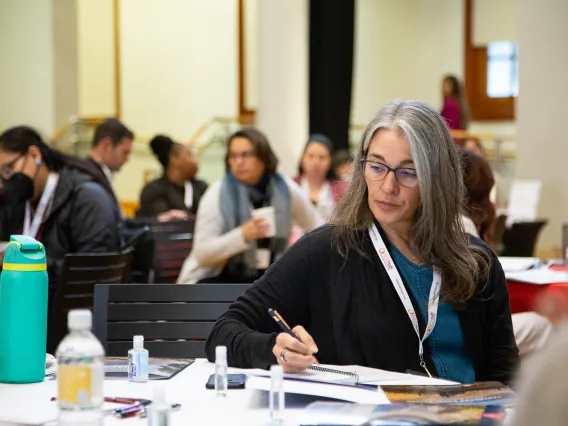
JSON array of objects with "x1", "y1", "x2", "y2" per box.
[{"x1": 205, "y1": 225, "x2": 519, "y2": 385}]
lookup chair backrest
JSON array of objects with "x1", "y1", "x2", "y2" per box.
[
  {"x1": 47, "y1": 251, "x2": 133, "y2": 354},
  {"x1": 500, "y1": 220, "x2": 548, "y2": 257},
  {"x1": 93, "y1": 284, "x2": 250, "y2": 358},
  {"x1": 130, "y1": 220, "x2": 195, "y2": 284}
]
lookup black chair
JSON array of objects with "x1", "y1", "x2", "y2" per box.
[
  {"x1": 93, "y1": 284, "x2": 250, "y2": 358},
  {"x1": 129, "y1": 220, "x2": 195, "y2": 284},
  {"x1": 500, "y1": 220, "x2": 548, "y2": 257},
  {"x1": 47, "y1": 250, "x2": 133, "y2": 354}
]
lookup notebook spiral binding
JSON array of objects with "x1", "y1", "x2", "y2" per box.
[{"x1": 307, "y1": 365, "x2": 360, "y2": 384}]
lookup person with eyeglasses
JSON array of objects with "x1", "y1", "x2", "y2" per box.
[
  {"x1": 205, "y1": 100, "x2": 519, "y2": 385},
  {"x1": 177, "y1": 127, "x2": 323, "y2": 284},
  {"x1": 0, "y1": 126, "x2": 121, "y2": 302}
]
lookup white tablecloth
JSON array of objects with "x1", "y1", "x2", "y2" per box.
[{"x1": 0, "y1": 359, "x2": 302, "y2": 426}]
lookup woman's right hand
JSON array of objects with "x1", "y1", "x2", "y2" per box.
[
  {"x1": 272, "y1": 326, "x2": 319, "y2": 373},
  {"x1": 241, "y1": 217, "x2": 269, "y2": 241}
]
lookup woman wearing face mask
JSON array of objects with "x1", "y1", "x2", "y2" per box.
[
  {"x1": 0, "y1": 126, "x2": 121, "y2": 298},
  {"x1": 138, "y1": 135, "x2": 208, "y2": 221},
  {"x1": 294, "y1": 134, "x2": 348, "y2": 220},
  {"x1": 177, "y1": 127, "x2": 323, "y2": 284},
  {"x1": 205, "y1": 100, "x2": 518, "y2": 385}
]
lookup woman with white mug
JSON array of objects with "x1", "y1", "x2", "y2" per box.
[{"x1": 177, "y1": 128, "x2": 323, "y2": 284}]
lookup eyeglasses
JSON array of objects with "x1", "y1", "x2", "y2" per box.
[
  {"x1": 228, "y1": 151, "x2": 256, "y2": 162},
  {"x1": 0, "y1": 154, "x2": 25, "y2": 180},
  {"x1": 361, "y1": 159, "x2": 419, "y2": 188}
]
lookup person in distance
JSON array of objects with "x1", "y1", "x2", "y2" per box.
[
  {"x1": 138, "y1": 135, "x2": 207, "y2": 221},
  {"x1": 177, "y1": 127, "x2": 323, "y2": 284},
  {"x1": 294, "y1": 134, "x2": 347, "y2": 220},
  {"x1": 205, "y1": 100, "x2": 519, "y2": 384},
  {"x1": 457, "y1": 148, "x2": 551, "y2": 359},
  {"x1": 0, "y1": 126, "x2": 121, "y2": 299}
]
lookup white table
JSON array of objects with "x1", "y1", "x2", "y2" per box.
[{"x1": 0, "y1": 359, "x2": 302, "y2": 426}]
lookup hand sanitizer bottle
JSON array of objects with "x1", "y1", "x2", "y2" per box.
[{"x1": 128, "y1": 335, "x2": 149, "y2": 382}]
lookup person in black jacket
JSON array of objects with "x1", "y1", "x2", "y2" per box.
[
  {"x1": 205, "y1": 100, "x2": 519, "y2": 385},
  {"x1": 138, "y1": 135, "x2": 207, "y2": 220},
  {"x1": 0, "y1": 126, "x2": 121, "y2": 300},
  {"x1": 87, "y1": 118, "x2": 134, "y2": 212}
]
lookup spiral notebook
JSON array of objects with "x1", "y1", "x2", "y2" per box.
[
  {"x1": 247, "y1": 364, "x2": 453, "y2": 388},
  {"x1": 299, "y1": 365, "x2": 363, "y2": 385}
]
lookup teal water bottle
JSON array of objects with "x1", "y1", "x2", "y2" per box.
[{"x1": 0, "y1": 235, "x2": 48, "y2": 383}]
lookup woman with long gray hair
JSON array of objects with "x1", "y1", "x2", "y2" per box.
[{"x1": 205, "y1": 100, "x2": 519, "y2": 384}]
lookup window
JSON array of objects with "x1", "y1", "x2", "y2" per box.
[{"x1": 487, "y1": 41, "x2": 518, "y2": 98}]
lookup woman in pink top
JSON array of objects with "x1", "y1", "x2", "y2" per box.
[
  {"x1": 294, "y1": 134, "x2": 347, "y2": 220},
  {"x1": 440, "y1": 75, "x2": 470, "y2": 130}
]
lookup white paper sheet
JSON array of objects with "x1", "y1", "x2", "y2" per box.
[
  {"x1": 506, "y1": 269, "x2": 568, "y2": 284},
  {"x1": 506, "y1": 179, "x2": 542, "y2": 226},
  {"x1": 246, "y1": 376, "x2": 390, "y2": 405},
  {"x1": 498, "y1": 257, "x2": 541, "y2": 272}
]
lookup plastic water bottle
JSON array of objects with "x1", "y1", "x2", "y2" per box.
[
  {"x1": 56, "y1": 310, "x2": 105, "y2": 426},
  {"x1": 0, "y1": 235, "x2": 48, "y2": 383},
  {"x1": 128, "y1": 335, "x2": 149, "y2": 382}
]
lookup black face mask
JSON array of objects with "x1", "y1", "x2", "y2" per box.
[{"x1": 2, "y1": 173, "x2": 34, "y2": 204}]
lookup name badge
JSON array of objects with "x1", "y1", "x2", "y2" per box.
[{"x1": 255, "y1": 249, "x2": 271, "y2": 270}]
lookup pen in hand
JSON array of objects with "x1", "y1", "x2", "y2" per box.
[{"x1": 268, "y1": 308, "x2": 318, "y2": 363}]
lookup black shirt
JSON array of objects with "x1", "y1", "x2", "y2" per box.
[
  {"x1": 205, "y1": 225, "x2": 519, "y2": 385},
  {"x1": 138, "y1": 177, "x2": 208, "y2": 217}
]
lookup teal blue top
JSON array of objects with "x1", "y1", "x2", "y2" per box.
[{"x1": 388, "y1": 242, "x2": 476, "y2": 384}]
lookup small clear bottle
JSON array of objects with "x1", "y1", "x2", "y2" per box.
[
  {"x1": 215, "y1": 345, "x2": 228, "y2": 397},
  {"x1": 147, "y1": 382, "x2": 171, "y2": 426},
  {"x1": 270, "y1": 364, "x2": 285, "y2": 425},
  {"x1": 128, "y1": 335, "x2": 149, "y2": 382},
  {"x1": 56, "y1": 309, "x2": 105, "y2": 426}
]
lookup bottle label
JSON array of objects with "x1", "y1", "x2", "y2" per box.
[{"x1": 58, "y1": 365, "x2": 92, "y2": 406}]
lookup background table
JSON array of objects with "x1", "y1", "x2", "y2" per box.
[{"x1": 507, "y1": 265, "x2": 568, "y2": 314}]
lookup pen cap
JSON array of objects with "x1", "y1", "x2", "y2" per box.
[
  {"x1": 133, "y1": 335, "x2": 144, "y2": 350},
  {"x1": 215, "y1": 345, "x2": 227, "y2": 363}
]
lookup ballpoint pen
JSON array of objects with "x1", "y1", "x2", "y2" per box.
[{"x1": 268, "y1": 308, "x2": 300, "y2": 339}]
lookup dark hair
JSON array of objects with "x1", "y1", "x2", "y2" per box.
[
  {"x1": 0, "y1": 126, "x2": 65, "y2": 171},
  {"x1": 92, "y1": 118, "x2": 134, "y2": 148},
  {"x1": 443, "y1": 74, "x2": 471, "y2": 129},
  {"x1": 149, "y1": 134, "x2": 182, "y2": 169},
  {"x1": 225, "y1": 127, "x2": 278, "y2": 175},
  {"x1": 457, "y1": 147, "x2": 496, "y2": 243},
  {"x1": 297, "y1": 133, "x2": 335, "y2": 179}
]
